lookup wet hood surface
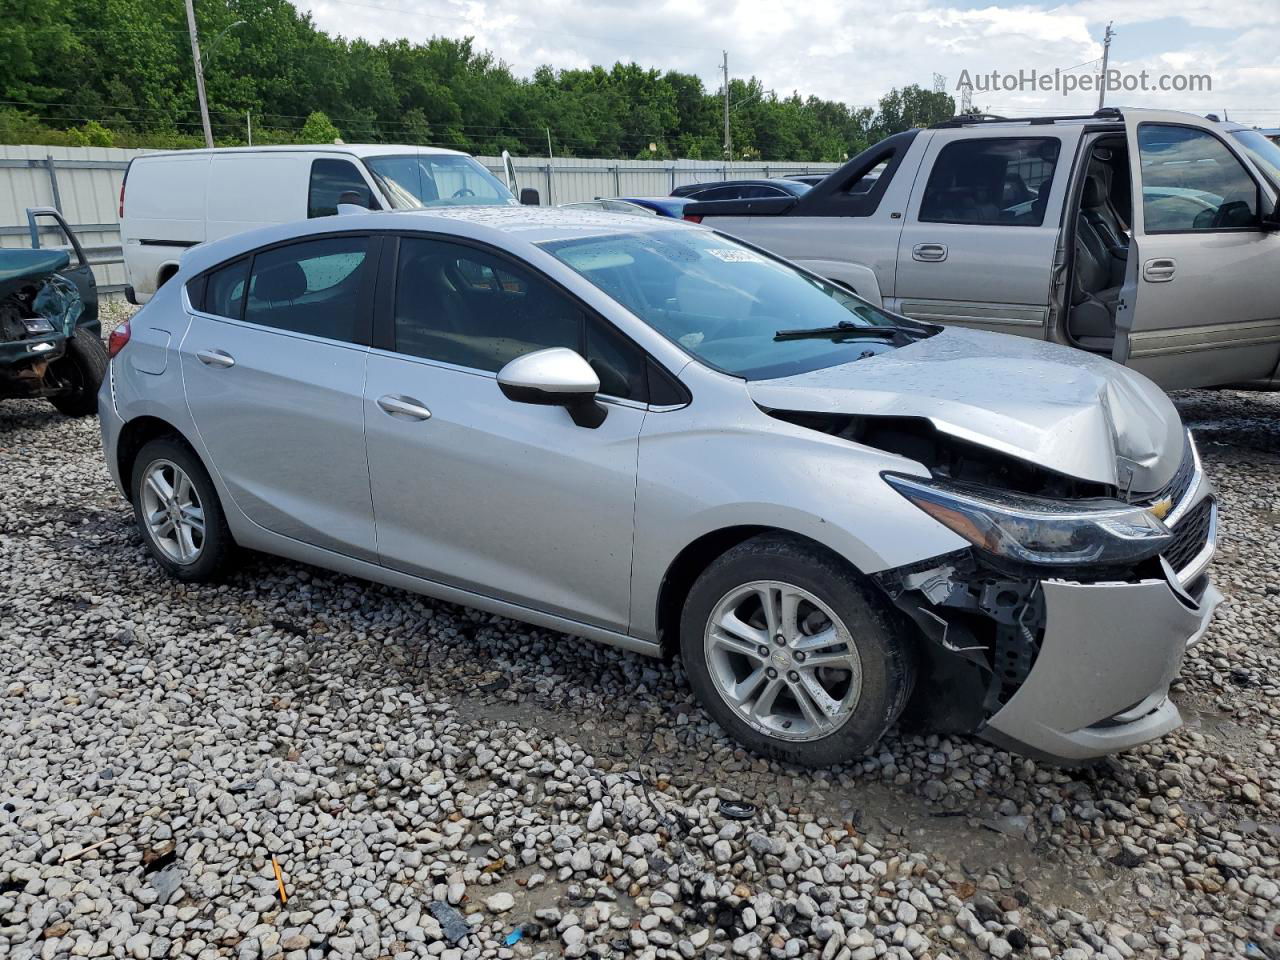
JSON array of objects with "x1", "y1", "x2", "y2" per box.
[{"x1": 747, "y1": 327, "x2": 1185, "y2": 492}]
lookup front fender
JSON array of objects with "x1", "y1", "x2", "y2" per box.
[{"x1": 629, "y1": 371, "x2": 965, "y2": 641}]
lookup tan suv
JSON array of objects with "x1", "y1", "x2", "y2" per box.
[{"x1": 688, "y1": 108, "x2": 1280, "y2": 391}]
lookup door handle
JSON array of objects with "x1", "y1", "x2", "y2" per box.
[
  {"x1": 196, "y1": 349, "x2": 235, "y2": 368},
  {"x1": 912, "y1": 243, "x2": 948, "y2": 262},
  {"x1": 377, "y1": 394, "x2": 432, "y2": 421},
  {"x1": 1143, "y1": 258, "x2": 1176, "y2": 282}
]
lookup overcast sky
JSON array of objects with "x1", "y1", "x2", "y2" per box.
[{"x1": 296, "y1": 0, "x2": 1279, "y2": 126}]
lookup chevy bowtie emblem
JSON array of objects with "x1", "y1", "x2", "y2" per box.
[{"x1": 1148, "y1": 497, "x2": 1174, "y2": 521}]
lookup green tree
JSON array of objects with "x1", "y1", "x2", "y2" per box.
[{"x1": 300, "y1": 109, "x2": 340, "y2": 143}]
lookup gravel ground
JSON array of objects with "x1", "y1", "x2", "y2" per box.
[{"x1": 2, "y1": 304, "x2": 1278, "y2": 960}]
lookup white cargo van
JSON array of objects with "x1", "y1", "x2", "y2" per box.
[{"x1": 118, "y1": 145, "x2": 524, "y2": 303}]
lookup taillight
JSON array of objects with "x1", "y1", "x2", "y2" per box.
[
  {"x1": 118, "y1": 179, "x2": 126, "y2": 218},
  {"x1": 683, "y1": 214, "x2": 703, "y2": 223},
  {"x1": 107, "y1": 321, "x2": 131, "y2": 359}
]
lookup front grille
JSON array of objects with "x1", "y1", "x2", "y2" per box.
[{"x1": 1163, "y1": 497, "x2": 1213, "y2": 574}]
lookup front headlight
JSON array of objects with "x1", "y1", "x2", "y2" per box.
[{"x1": 883, "y1": 474, "x2": 1173, "y2": 567}]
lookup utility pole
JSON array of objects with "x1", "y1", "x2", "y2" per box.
[
  {"x1": 1097, "y1": 21, "x2": 1115, "y2": 110},
  {"x1": 185, "y1": 0, "x2": 214, "y2": 148},
  {"x1": 722, "y1": 51, "x2": 731, "y2": 162},
  {"x1": 246, "y1": 111, "x2": 252, "y2": 145}
]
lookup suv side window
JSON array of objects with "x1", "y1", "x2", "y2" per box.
[
  {"x1": 1138, "y1": 124, "x2": 1259, "y2": 232},
  {"x1": 244, "y1": 235, "x2": 371, "y2": 342},
  {"x1": 308, "y1": 158, "x2": 376, "y2": 218},
  {"x1": 393, "y1": 236, "x2": 649, "y2": 400},
  {"x1": 201, "y1": 258, "x2": 249, "y2": 319},
  {"x1": 920, "y1": 138, "x2": 1061, "y2": 226}
]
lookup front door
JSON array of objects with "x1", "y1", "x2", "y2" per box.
[
  {"x1": 180, "y1": 234, "x2": 379, "y2": 560},
  {"x1": 893, "y1": 130, "x2": 1075, "y2": 337},
  {"x1": 363, "y1": 235, "x2": 647, "y2": 632},
  {"x1": 1115, "y1": 112, "x2": 1280, "y2": 388}
]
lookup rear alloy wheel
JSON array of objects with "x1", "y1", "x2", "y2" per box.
[
  {"x1": 130, "y1": 437, "x2": 233, "y2": 582},
  {"x1": 680, "y1": 533, "x2": 914, "y2": 767}
]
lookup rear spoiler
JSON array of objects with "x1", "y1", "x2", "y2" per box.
[{"x1": 682, "y1": 196, "x2": 799, "y2": 222}]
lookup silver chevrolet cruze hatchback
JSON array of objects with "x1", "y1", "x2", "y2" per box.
[{"x1": 100, "y1": 207, "x2": 1220, "y2": 765}]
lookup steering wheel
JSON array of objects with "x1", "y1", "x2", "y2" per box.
[{"x1": 452, "y1": 187, "x2": 476, "y2": 199}]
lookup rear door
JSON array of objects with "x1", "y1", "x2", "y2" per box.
[
  {"x1": 1115, "y1": 111, "x2": 1280, "y2": 388},
  {"x1": 892, "y1": 129, "x2": 1076, "y2": 337},
  {"x1": 180, "y1": 233, "x2": 379, "y2": 560}
]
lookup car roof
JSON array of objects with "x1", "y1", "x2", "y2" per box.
[
  {"x1": 179, "y1": 205, "x2": 701, "y2": 275},
  {"x1": 132, "y1": 144, "x2": 470, "y2": 160}
]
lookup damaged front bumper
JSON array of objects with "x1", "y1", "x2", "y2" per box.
[
  {"x1": 981, "y1": 570, "x2": 1219, "y2": 762},
  {"x1": 879, "y1": 456, "x2": 1221, "y2": 764}
]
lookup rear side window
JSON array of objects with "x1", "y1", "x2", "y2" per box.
[
  {"x1": 1139, "y1": 124, "x2": 1259, "y2": 232},
  {"x1": 244, "y1": 236, "x2": 370, "y2": 342},
  {"x1": 308, "y1": 159, "x2": 375, "y2": 218},
  {"x1": 920, "y1": 138, "x2": 1061, "y2": 226},
  {"x1": 201, "y1": 258, "x2": 249, "y2": 319}
]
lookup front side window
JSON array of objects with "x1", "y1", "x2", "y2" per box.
[
  {"x1": 244, "y1": 235, "x2": 370, "y2": 342},
  {"x1": 1140, "y1": 125, "x2": 1260, "y2": 231},
  {"x1": 920, "y1": 137, "x2": 1061, "y2": 226},
  {"x1": 202, "y1": 258, "x2": 249, "y2": 318},
  {"x1": 364, "y1": 155, "x2": 514, "y2": 208},
  {"x1": 540, "y1": 228, "x2": 926, "y2": 381},
  {"x1": 308, "y1": 159, "x2": 376, "y2": 218},
  {"x1": 392, "y1": 237, "x2": 648, "y2": 399}
]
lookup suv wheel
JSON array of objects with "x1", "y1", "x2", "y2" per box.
[
  {"x1": 680, "y1": 534, "x2": 914, "y2": 767},
  {"x1": 130, "y1": 437, "x2": 233, "y2": 581}
]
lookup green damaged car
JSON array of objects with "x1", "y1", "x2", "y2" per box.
[{"x1": 1, "y1": 208, "x2": 106, "y2": 416}]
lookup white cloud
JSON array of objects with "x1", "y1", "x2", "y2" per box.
[{"x1": 295, "y1": 0, "x2": 1280, "y2": 125}]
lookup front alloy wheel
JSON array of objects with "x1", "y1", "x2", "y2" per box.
[
  {"x1": 680, "y1": 533, "x2": 915, "y2": 766},
  {"x1": 705, "y1": 580, "x2": 863, "y2": 741}
]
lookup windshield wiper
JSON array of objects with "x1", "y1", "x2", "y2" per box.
[{"x1": 773, "y1": 320, "x2": 924, "y2": 342}]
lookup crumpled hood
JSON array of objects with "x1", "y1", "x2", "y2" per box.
[{"x1": 747, "y1": 327, "x2": 1185, "y2": 493}]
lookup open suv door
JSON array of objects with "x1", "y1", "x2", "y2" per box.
[{"x1": 1114, "y1": 109, "x2": 1280, "y2": 388}]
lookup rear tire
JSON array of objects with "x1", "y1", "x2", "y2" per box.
[
  {"x1": 680, "y1": 533, "x2": 915, "y2": 767},
  {"x1": 48, "y1": 328, "x2": 108, "y2": 417},
  {"x1": 130, "y1": 437, "x2": 233, "y2": 582}
]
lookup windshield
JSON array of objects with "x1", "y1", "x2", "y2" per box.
[
  {"x1": 539, "y1": 229, "x2": 927, "y2": 380},
  {"x1": 363, "y1": 154, "x2": 515, "y2": 208},
  {"x1": 1231, "y1": 129, "x2": 1280, "y2": 188}
]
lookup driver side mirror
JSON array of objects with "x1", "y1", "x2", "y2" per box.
[
  {"x1": 497, "y1": 348, "x2": 606, "y2": 428},
  {"x1": 520, "y1": 188, "x2": 541, "y2": 206}
]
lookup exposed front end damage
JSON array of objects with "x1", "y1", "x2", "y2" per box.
[
  {"x1": 875, "y1": 460, "x2": 1221, "y2": 764},
  {"x1": 0, "y1": 250, "x2": 84, "y2": 400}
]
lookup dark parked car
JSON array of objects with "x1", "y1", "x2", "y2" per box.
[
  {"x1": 670, "y1": 178, "x2": 811, "y2": 201},
  {"x1": 785, "y1": 173, "x2": 829, "y2": 186},
  {"x1": 0, "y1": 208, "x2": 105, "y2": 416}
]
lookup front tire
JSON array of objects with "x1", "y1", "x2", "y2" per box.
[
  {"x1": 680, "y1": 533, "x2": 915, "y2": 767},
  {"x1": 130, "y1": 437, "x2": 233, "y2": 582},
  {"x1": 48, "y1": 328, "x2": 108, "y2": 417}
]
